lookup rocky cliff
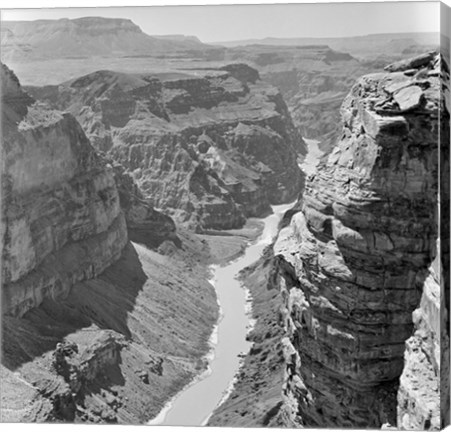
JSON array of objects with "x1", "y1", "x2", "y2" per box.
[
  {"x1": 1, "y1": 63, "x2": 219, "y2": 424},
  {"x1": 1, "y1": 63, "x2": 128, "y2": 317},
  {"x1": 273, "y1": 52, "x2": 448, "y2": 429},
  {"x1": 225, "y1": 45, "x2": 365, "y2": 140},
  {"x1": 111, "y1": 161, "x2": 177, "y2": 249},
  {"x1": 27, "y1": 64, "x2": 304, "y2": 231},
  {"x1": 224, "y1": 44, "x2": 424, "y2": 142}
]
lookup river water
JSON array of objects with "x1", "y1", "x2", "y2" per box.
[
  {"x1": 301, "y1": 138, "x2": 322, "y2": 175},
  {"x1": 148, "y1": 202, "x2": 294, "y2": 426},
  {"x1": 148, "y1": 138, "x2": 322, "y2": 427}
]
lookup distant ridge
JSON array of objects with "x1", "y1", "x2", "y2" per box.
[
  {"x1": 214, "y1": 32, "x2": 440, "y2": 58},
  {"x1": 152, "y1": 34, "x2": 203, "y2": 43},
  {"x1": 0, "y1": 17, "x2": 222, "y2": 62}
]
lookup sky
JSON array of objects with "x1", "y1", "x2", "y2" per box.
[{"x1": 0, "y1": 1, "x2": 443, "y2": 43}]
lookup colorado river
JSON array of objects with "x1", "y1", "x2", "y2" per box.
[
  {"x1": 148, "y1": 202, "x2": 294, "y2": 426},
  {"x1": 301, "y1": 138, "x2": 322, "y2": 175}
]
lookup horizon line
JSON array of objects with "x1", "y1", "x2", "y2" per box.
[{"x1": 0, "y1": 15, "x2": 440, "y2": 45}]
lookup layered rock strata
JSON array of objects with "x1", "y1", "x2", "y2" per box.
[
  {"x1": 1, "y1": 63, "x2": 128, "y2": 317},
  {"x1": 396, "y1": 51, "x2": 450, "y2": 430},
  {"x1": 111, "y1": 161, "x2": 177, "y2": 249},
  {"x1": 274, "y1": 52, "x2": 447, "y2": 428},
  {"x1": 1, "y1": 17, "x2": 224, "y2": 63},
  {"x1": 225, "y1": 44, "x2": 408, "y2": 140},
  {"x1": 1, "y1": 63, "x2": 218, "y2": 424},
  {"x1": 397, "y1": 249, "x2": 444, "y2": 430},
  {"x1": 27, "y1": 64, "x2": 304, "y2": 231}
]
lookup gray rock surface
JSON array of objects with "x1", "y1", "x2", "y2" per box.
[
  {"x1": 1, "y1": 63, "x2": 128, "y2": 317},
  {"x1": 27, "y1": 64, "x2": 304, "y2": 231},
  {"x1": 273, "y1": 53, "x2": 448, "y2": 429}
]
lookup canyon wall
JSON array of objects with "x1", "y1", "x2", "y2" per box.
[
  {"x1": 226, "y1": 45, "x2": 367, "y2": 140},
  {"x1": 27, "y1": 64, "x2": 304, "y2": 231},
  {"x1": 224, "y1": 44, "x2": 428, "y2": 141},
  {"x1": 274, "y1": 52, "x2": 448, "y2": 429},
  {"x1": 111, "y1": 161, "x2": 177, "y2": 249},
  {"x1": 1, "y1": 63, "x2": 219, "y2": 424},
  {"x1": 1, "y1": 63, "x2": 128, "y2": 317}
]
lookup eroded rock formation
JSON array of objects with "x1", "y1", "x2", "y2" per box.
[
  {"x1": 1, "y1": 62, "x2": 219, "y2": 424},
  {"x1": 1, "y1": 63, "x2": 128, "y2": 317},
  {"x1": 274, "y1": 52, "x2": 448, "y2": 429},
  {"x1": 225, "y1": 45, "x2": 366, "y2": 140},
  {"x1": 27, "y1": 64, "x2": 305, "y2": 231},
  {"x1": 111, "y1": 161, "x2": 177, "y2": 249}
]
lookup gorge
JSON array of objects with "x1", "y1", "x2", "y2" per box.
[
  {"x1": 25, "y1": 64, "x2": 304, "y2": 231},
  {"x1": 1, "y1": 14, "x2": 449, "y2": 431},
  {"x1": 149, "y1": 202, "x2": 294, "y2": 426},
  {"x1": 1, "y1": 57, "x2": 304, "y2": 424},
  {"x1": 2, "y1": 62, "x2": 220, "y2": 423}
]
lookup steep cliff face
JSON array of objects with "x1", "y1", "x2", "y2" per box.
[
  {"x1": 1, "y1": 63, "x2": 128, "y2": 317},
  {"x1": 397, "y1": 248, "x2": 445, "y2": 430},
  {"x1": 396, "y1": 51, "x2": 450, "y2": 430},
  {"x1": 274, "y1": 52, "x2": 447, "y2": 428},
  {"x1": 225, "y1": 45, "x2": 364, "y2": 140},
  {"x1": 27, "y1": 64, "x2": 304, "y2": 231},
  {"x1": 224, "y1": 44, "x2": 419, "y2": 141},
  {"x1": 111, "y1": 161, "x2": 177, "y2": 249},
  {"x1": 1, "y1": 63, "x2": 219, "y2": 424}
]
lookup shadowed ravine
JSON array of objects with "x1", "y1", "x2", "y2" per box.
[{"x1": 147, "y1": 202, "x2": 295, "y2": 426}]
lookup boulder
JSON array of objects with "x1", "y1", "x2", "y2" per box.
[
  {"x1": 384, "y1": 52, "x2": 436, "y2": 72},
  {"x1": 393, "y1": 85, "x2": 424, "y2": 111}
]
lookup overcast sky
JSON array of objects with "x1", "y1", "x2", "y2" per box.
[{"x1": 1, "y1": 1, "x2": 442, "y2": 43}]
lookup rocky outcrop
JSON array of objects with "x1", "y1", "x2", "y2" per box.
[
  {"x1": 397, "y1": 249, "x2": 443, "y2": 430},
  {"x1": 27, "y1": 64, "x2": 304, "y2": 231},
  {"x1": 49, "y1": 331, "x2": 125, "y2": 419},
  {"x1": 1, "y1": 63, "x2": 128, "y2": 317},
  {"x1": 274, "y1": 53, "x2": 447, "y2": 428},
  {"x1": 225, "y1": 44, "x2": 440, "y2": 141},
  {"x1": 111, "y1": 161, "x2": 177, "y2": 249},
  {"x1": 225, "y1": 44, "x2": 385, "y2": 140},
  {"x1": 397, "y1": 51, "x2": 450, "y2": 431},
  {"x1": 1, "y1": 236, "x2": 218, "y2": 424}
]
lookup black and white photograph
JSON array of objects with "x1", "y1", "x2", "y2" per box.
[{"x1": 0, "y1": 0, "x2": 450, "y2": 430}]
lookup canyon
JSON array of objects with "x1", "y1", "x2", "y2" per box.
[
  {"x1": 26, "y1": 64, "x2": 304, "y2": 231},
  {"x1": 1, "y1": 18, "x2": 440, "y2": 145},
  {"x1": 0, "y1": 14, "x2": 448, "y2": 430},
  {"x1": 1, "y1": 54, "x2": 304, "y2": 423},
  {"x1": 207, "y1": 52, "x2": 450, "y2": 430},
  {"x1": 1, "y1": 62, "x2": 221, "y2": 423}
]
